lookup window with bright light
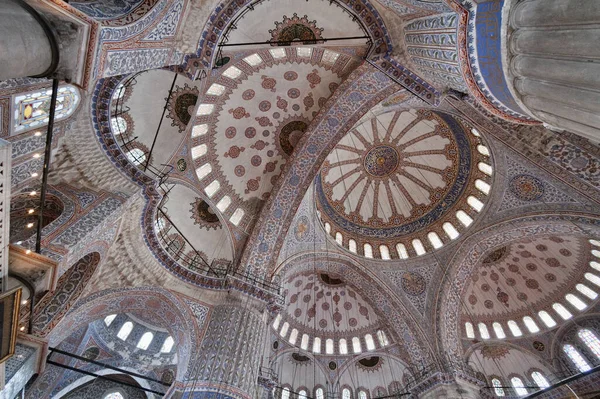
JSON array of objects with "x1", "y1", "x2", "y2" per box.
[
  {"x1": 282, "y1": 387, "x2": 290, "y2": 399},
  {"x1": 396, "y1": 243, "x2": 409, "y2": 259},
  {"x1": 204, "y1": 180, "x2": 220, "y2": 197},
  {"x1": 475, "y1": 179, "x2": 491, "y2": 195},
  {"x1": 289, "y1": 328, "x2": 298, "y2": 345},
  {"x1": 493, "y1": 322, "x2": 506, "y2": 339},
  {"x1": 111, "y1": 116, "x2": 127, "y2": 134},
  {"x1": 365, "y1": 334, "x2": 375, "y2": 351},
  {"x1": 103, "y1": 392, "x2": 124, "y2": 399},
  {"x1": 230, "y1": 208, "x2": 245, "y2": 226},
  {"x1": 511, "y1": 377, "x2": 528, "y2": 396},
  {"x1": 161, "y1": 336, "x2": 174, "y2": 353},
  {"x1": 585, "y1": 273, "x2": 600, "y2": 287},
  {"x1": 359, "y1": 390, "x2": 368, "y2": 399},
  {"x1": 578, "y1": 329, "x2": 600, "y2": 359},
  {"x1": 196, "y1": 163, "x2": 212, "y2": 179},
  {"x1": 192, "y1": 144, "x2": 207, "y2": 159},
  {"x1": 206, "y1": 83, "x2": 225, "y2": 96},
  {"x1": 126, "y1": 148, "x2": 146, "y2": 166},
  {"x1": 465, "y1": 322, "x2": 475, "y2": 339},
  {"x1": 137, "y1": 332, "x2": 154, "y2": 350},
  {"x1": 104, "y1": 314, "x2": 117, "y2": 326},
  {"x1": 428, "y1": 232, "x2": 443, "y2": 249},
  {"x1": 14, "y1": 84, "x2": 80, "y2": 133},
  {"x1": 270, "y1": 48, "x2": 286, "y2": 59},
  {"x1": 477, "y1": 145, "x2": 490, "y2": 156},
  {"x1": 467, "y1": 196, "x2": 484, "y2": 212},
  {"x1": 443, "y1": 222, "x2": 460, "y2": 239},
  {"x1": 322, "y1": 50, "x2": 339, "y2": 64},
  {"x1": 336, "y1": 232, "x2": 343, "y2": 245},
  {"x1": 456, "y1": 210, "x2": 473, "y2": 227},
  {"x1": 412, "y1": 239, "x2": 426, "y2": 256},
  {"x1": 280, "y1": 322, "x2": 289, "y2": 337},
  {"x1": 377, "y1": 330, "x2": 389, "y2": 346},
  {"x1": 117, "y1": 322, "x2": 133, "y2": 340},
  {"x1": 538, "y1": 311, "x2": 556, "y2": 328},
  {"x1": 349, "y1": 239, "x2": 357, "y2": 253},
  {"x1": 576, "y1": 284, "x2": 598, "y2": 300},
  {"x1": 342, "y1": 388, "x2": 351, "y2": 399},
  {"x1": 478, "y1": 323, "x2": 490, "y2": 339},
  {"x1": 566, "y1": 294, "x2": 587, "y2": 310},
  {"x1": 223, "y1": 66, "x2": 242, "y2": 79},
  {"x1": 339, "y1": 338, "x2": 348, "y2": 354},
  {"x1": 507, "y1": 320, "x2": 522, "y2": 337},
  {"x1": 352, "y1": 337, "x2": 362, "y2": 353},
  {"x1": 301, "y1": 334, "x2": 309, "y2": 350},
  {"x1": 325, "y1": 223, "x2": 331, "y2": 233},
  {"x1": 478, "y1": 162, "x2": 493, "y2": 176},
  {"x1": 531, "y1": 372, "x2": 550, "y2": 389},
  {"x1": 217, "y1": 196, "x2": 231, "y2": 212},
  {"x1": 313, "y1": 337, "x2": 321, "y2": 353},
  {"x1": 590, "y1": 261, "x2": 600, "y2": 271},
  {"x1": 553, "y1": 303, "x2": 573, "y2": 320},
  {"x1": 192, "y1": 124, "x2": 208, "y2": 137},
  {"x1": 379, "y1": 245, "x2": 391, "y2": 259},
  {"x1": 299, "y1": 390, "x2": 307, "y2": 399},
  {"x1": 244, "y1": 53, "x2": 263, "y2": 66},
  {"x1": 471, "y1": 128, "x2": 481, "y2": 137},
  {"x1": 563, "y1": 344, "x2": 591, "y2": 372},
  {"x1": 315, "y1": 388, "x2": 324, "y2": 399},
  {"x1": 492, "y1": 378, "x2": 505, "y2": 397},
  {"x1": 364, "y1": 243, "x2": 373, "y2": 258},
  {"x1": 196, "y1": 103, "x2": 215, "y2": 116},
  {"x1": 523, "y1": 316, "x2": 540, "y2": 333},
  {"x1": 326, "y1": 338, "x2": 334, "y2": 354},
  {"x1": 297, "y1": 47, "x2": 313, "y2": 57}
]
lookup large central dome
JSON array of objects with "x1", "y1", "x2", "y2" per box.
[{"x1": 316, "y1": 109, "x2": 492, "y2": 259}]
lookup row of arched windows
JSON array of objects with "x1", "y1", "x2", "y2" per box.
[
  {"x1": 273, "y1": 314, "x2": 389, "y2": 354},
  {"x1": 466, "y1": 242, "x2": 600, "y2": 339},
  {"x1": 563, "y1": 329, "x2": 600, "y2": 373},
  {"x1": 491, "y1": 372, "x2": 550, "y2": 397},
  {"x1": 104, "y1": 315, "x2": 174, "y2": 353},
  {"x1": 279, "y1": 385, "x2": 401, "y2": 399}
]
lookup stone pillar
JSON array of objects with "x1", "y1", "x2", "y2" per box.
[
  {"x1": 505, "y1": 0, "x2": 600, "y2": 142},
  {"x1": 0, "y1": 0, "x2": 58, "y2": 80},
  {"x1": 174, "y1": 299, "x2": 268, "y2": 399}
]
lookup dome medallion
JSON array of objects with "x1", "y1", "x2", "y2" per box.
[{"x1": 364, "y1": 146, "x2": 399, "y2": 177}]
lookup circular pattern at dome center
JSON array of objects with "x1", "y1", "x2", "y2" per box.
[{"x1": 364, "y1": 146, "x2": 399, "y2": 177}]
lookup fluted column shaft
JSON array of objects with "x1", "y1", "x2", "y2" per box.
[{"x1": 505, "y1": 0, "x2": 600, "y2": 141}]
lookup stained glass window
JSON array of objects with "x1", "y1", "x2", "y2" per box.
[
  {"x1": 126, "y1": 148, "x2": 146, "y2": 166},
  {"x1": 563, "y1": 344, "x2": 591, "y2": 372},
  {"x1": 104, "y1": 392, "x2": 124, "y2": 399},
  {"x1": 161, "y1": 336, "x2": 174, "y2": 353},
  {"x1": 117, "y1": 322, "x2": 133, "y2": 340},
  {"x1": 14, "y1": 84, "x2": 80, "y2": 133},
  {"x1": 531, "y1": 372, "x2": 550, "y2": 389},
  {"x1": 578, "y1": 329, "x2": 600, "y2": 359},
  {"x1": 511, "y1": 377, "x2": 528, "y2": 396},
  {"x1": 137, "y1": 332, "x2": 154, "y2": 350},
  {"x1": 492, "y1": 378, "x2": 505, "y2": 396}
]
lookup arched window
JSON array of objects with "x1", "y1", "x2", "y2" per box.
[
  {"x1": 281, "y1": 387, "x2": 290, "y2": 399},
  {"x1": 478, "y1": 162, "x2": 493, "y2": 176},
  {"x1": 477, "y1": 145, "x2": 490, "y2": 156},
  {"x1": 412, "y1": 239, "x2": 426, "y2": 256},
  {"x1": 379, "y1": 245, "x2": 391, "y2": 259},
  {"x1": 456, "y1": 210, "x2": 473, "y2": 227},
  {"x1": 396, "y1": 243, "x2": 409, "y2": 259},
  {"x1": 349, "y1": 239, "x2": 357, "y2": 253},
  {"x1": 475, "y1": 179, "x2": 491, "y2": 195},
  {"x1": 428, "y1": 232, "x2": 443, "y2": 249},
  {"x1": 443, "y1": 222, "x2": 460, "y2": 240},
  {"x1": 342, "y1": 388, "x2": 351, "y2": 399},
  {"x1": 339, "y1": 339, "x2": 348, "y2": 355},
  {"x1": 289, "y1": 328, "x2": 298, "y2": 345},
  {"x1": 364, "y1": 243, "x2": 373, "y2": 258},
  {"x1": 336, "y1": 232, "x2": 343, "y2": 245},
  {"x1": 576, "y1": 284, "x2": 598, "y2": 300},
  {"x1": 538, "y1": 311, "x2": 556, "y2": 328},
  {"x1": 492, "y1": 378, "x2": 505, "y2": 397},
  {"x1": 585, "y1": 273, "x2": 600, "y2": 287},
  {"x1": 563, "y1": 344, "x2": 591, "y2": 372},
  {"x1": 272, "y1": 314, "x2": 281, "y2": 330},
  {"x1": 493, "y1": 322, "x2": 506, "y2": 339},
  {"x1": 531, "y1": 372, "x2": 550, "y2": 389},
  {"x1": 511, "y1": 377, "x2": 528, "y2": 396},
  {"x1": 280, "y1": 322, "x2": 289, "y2": 337},
  {"x1": 161, "y1": 336, "x2": 174, "y2": 353},
  {"x1": 352, "y1": 337, "x2": 362, "y2": 353},
  {"x1": 301, "y1": 334, "x2": 309, "y2": 350},
  {"x1": 192, "y1": 144, "x2": 208, "y2": 159},
  {"x1": 104, "y1": 314, "x2": 117, "y2": 326},
  {"x1": 523, "y1": 316, "x2": 540, "y2": 333},
  {"x1": 465, "y1": 322, "x2": 475, "y2": 339},
  {"x1": 230, "y1": 208, "x2": 245, "y2": 226},
  {"x1": 126, "y1": 148, "x2": 146, "y2": 166},
  {"x1": 315, "y1": 388, "x2": 324, "y2": 399},
  {"x1": 14, "y1": 84, "x2": 80, "y2": 133},
  {"x1": 478, "y1": 323, "x2": 490, "y2": 339},
  {"x1": 467, "y1": 196, "x2": 484, "y2": 212},
  {"x1": 299, "y1": 390, "x2": 307, "y2": 399},
  {"x1": 111, "y1": 116, "x2": 127, "y2": 135},
  {"x1": 196, "y1": 163, "x2": 212, "y2": 179},
  {"x1": 117, "y1": 322, "x2": 133, "y2": 341},
  {"x1": 204, "y1": 180, "x2": 220, "y2": 197},
  {"x1": 365, "y1": 334, "x2": 375, "y2": 351},
  {"x1": 553, "y1": 303, "x2": 572, "y2": 320},
  {"x1": 313, "y1": 337, "x2": 321, "y2": 353},
  {"x1": 103, "y1": 392, "x2": 124, "y2": 399},
  {"x1": 326, "y1": 338, "x2": 334, "y2": 354},
  {"x1": 137, "y1": 332, "x2": 154, "y2": 350},
  {"x1": 377, "y1": 330, "x2": 389, "y2": 346},
  {"x1": 578, "y1": 329, "x2": 600, "y2": 359},
  {"x1": 565, "y1": 293, "x2": 587, "y2": 310},
  {"x1": 507, "y1": 320, "x2": 522, "y2": 337},
  {"x1": 359, "y1": 390, "x2": 368, "y2": 399}
]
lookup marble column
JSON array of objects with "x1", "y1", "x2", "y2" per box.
[
  {"x1": 174, "y1": 299, "x2": 269, "y2": 399},
  {"x1": 505, "y1": 0, "x2": 600, "y2": 142},
  {"x1": 0, "y1": 0, "x2": 58, "y2": 80}
]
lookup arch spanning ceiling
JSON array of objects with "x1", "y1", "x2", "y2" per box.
[
  {"x1": 191, "y1": 47, "x2": 362, "y2": 230},
  {"x1": 316, "y1": 109, "x2": 491, "y2": 259},
  {"x1": 461, "y1": 236, "x2": 600, "y2": 339}
]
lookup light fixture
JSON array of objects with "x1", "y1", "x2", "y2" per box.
[
  {"x1": 34, "y1": 131, "x2": 42, "y2": 136},
  {"x1": 19, "y1": 326, "x2": 25, "y2": 331},
  {"x1": 16, "y1": 241, "x2": 22, "y2": 245},
  {"x1": 28, "y1": 209, "x2": 35, "y2": 214},
  {"x1": 29, "y1": 191, "x2": 36, "y2": 196},
  {"x1": 33, "y1": 153, "x2": 40, "y2": 158},
  {"x1": 25, "y1": 250, "x2": 32, "y2": 254},
  {"x1": 26, "y1": 223, "x2": 34, "y2": 228},
  {"x1": 31, "y1": 172, "x2": 39, "y2": 177},
  {"x1": 21, "y1": 300, "x2": 28, "y2": 305}
]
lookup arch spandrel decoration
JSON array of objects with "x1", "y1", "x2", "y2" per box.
[{"x1": 438, "y1": 214, "x2": 600, "y2": 363}]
